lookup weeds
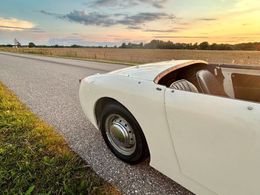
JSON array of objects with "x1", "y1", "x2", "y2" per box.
[{"x1": 0, "y1": 83, "x2": 119, "y2": 195}]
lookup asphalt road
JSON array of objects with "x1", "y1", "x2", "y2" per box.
[{"x1": 0, "y1": 52, "x2": 193, "y2": 195}]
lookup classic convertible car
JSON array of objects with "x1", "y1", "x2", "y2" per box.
[{"x1": 79, "y1": 60, "x2": 260, "y2": 195}]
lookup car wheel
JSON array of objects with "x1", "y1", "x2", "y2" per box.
[{"x1": 99, "y1": 103, "x2": 149, "y2": 164}]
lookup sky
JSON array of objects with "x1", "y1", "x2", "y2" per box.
[{"x1": 0, "y1": 0, "x2": 260, "y2": 46}]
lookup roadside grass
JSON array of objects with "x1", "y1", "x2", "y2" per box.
[
  {"x1": 0, "y1": 82, "x2": 120, "y2": 195},
  {"x1": 0, "y1": 48, "x2": 138, "y2": 66}
]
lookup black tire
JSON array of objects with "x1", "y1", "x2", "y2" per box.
[{"x1": 99, "y1": 103, "x2": 149, "y2": 164}]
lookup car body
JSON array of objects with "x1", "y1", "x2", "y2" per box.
[{"x1": 79, "y1": 60, "x2": 260, "y2": 195}]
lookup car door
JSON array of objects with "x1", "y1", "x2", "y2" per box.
[
  {"x1": 221, "y1": 66, "x2": 260, "y2": 101},
  {"x1": 165, "y1": 89, "x2": 260, "y2": 195}
]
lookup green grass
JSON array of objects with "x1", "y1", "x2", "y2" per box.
[{"x1": 0, "y1": 82, "x2": 120, "y2": 195}]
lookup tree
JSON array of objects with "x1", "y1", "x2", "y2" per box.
[
  {"x1": 14, "y1": 38, "x2": 21, "y2": 48},
  {"x1": 120, "y1": 43, "x2": 127, "y2": 48},
  {"x1": 210, "y1": 43, "x2": 218, "y2": 50},
  {"x1": 199, "y1": 42, "x2": 209, "y2": 50},
  {"x1": 71, "y1": 44, "x2": 81, "y2": 48},
  {"x1": 28, "y1": 42, "x2": 36, "y2": 48}
]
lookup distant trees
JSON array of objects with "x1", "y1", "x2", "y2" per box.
[
  {"x1": 120, "y1": 42, "x2": 144, "y2": 48},
  {"x1": 119, "y1": 40, "x2": 260, "y2": 51},
  {"x1": 235, "y1": 42, "x2": 260, "y2": 50},
  {"x1": 120, "y1": 43, "x2": 127, "y2": 48},
  {"x1": 70, "y1": 44, "x2": 83, "y2": 48},
  {"x1": 28, "y1": 42, "x2": 36, "y2": 48},
  {"x1": 0, "y1": 44, "x2": 13, "y2": 48},
  {"x1": 1, "y1": 39, "x2": 260, "y2": 51},
  {"x1": 199, "y1": 42, "x2": 210, "y2": 50}
]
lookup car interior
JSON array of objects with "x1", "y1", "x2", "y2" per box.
[{"x1": 157, "y1": 63, "x2": 260, "y2": 103}]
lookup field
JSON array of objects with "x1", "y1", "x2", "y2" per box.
[
  {"x1": 0, "y1": 82, "x2": 119, "y2": 194},
  {"x1": 1, "y1": 47, "x2": 260, "y2": 65}
]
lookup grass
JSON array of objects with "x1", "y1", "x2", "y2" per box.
[
  {"x1": 1, "y1": 47, "x2": 260, "y2": 66},
  {"x1": 0, "y1": 82, "x2": 120, "y2": 195}
]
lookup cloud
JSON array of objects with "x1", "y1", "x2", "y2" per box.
[
  {"x1": 128, "y1": 26, "x2": 143, "y2": 30},
  {"x1": 0, "y1": 26, "x2": 44, "y2": 33},
  {"x1": 40, "y1": 10, "x2": 61, "y2": 17},
  {"x1": 118, "y1": 12, "x2": 174, "y2": 27},
  {"x1": 41, "y1": 10, "x2": 174, "y2": 29},
  {"x1": 64, "y1": 11, "x2": 115, "y2": 27},
  {"x1": 88, "y1": 0, "x2": 168, "y2": 8},
  {"x1": 153, "y1": 35, "x2": 209, "y2": 39},
  {"x1": 142, "y1": 0, "x2": 168, "y2": 8},
  {"x1": 0, "y1": 26, "x2": 29, "y2": 30},
  {"x1": 0, "y1": 17, "x2": 35, "y2": 31},
  {"x1": 198, "y1": 18, "x2": 218, "y2": 21},
  {"x1": 30, "y1": 28, "x2": 46, "y2": 33},
  {"x1": 90, "y1": 0, "x2": 122, "y2": 6},
  {"x1": 144, "y1": 28, "x2": 182, "y2": 33}
]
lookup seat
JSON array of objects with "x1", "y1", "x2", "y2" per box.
[
  {"x1": 170, "y1": 79, "x2": 199, "y2": 93},
  {"x1": 196, "y1": 70, "x2": 227, "y2": 97}
]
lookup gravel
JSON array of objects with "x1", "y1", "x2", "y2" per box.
[{"x1": 0, "y1": 52, "x2": 193, "y2": 195}]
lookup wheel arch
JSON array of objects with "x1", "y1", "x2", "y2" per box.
[
  {"x1": 94, "y1": 97, "x2": 150, "y2": 157},
  {"x1": 95, "y1": 97, "x2": 121, "y2": 127}
]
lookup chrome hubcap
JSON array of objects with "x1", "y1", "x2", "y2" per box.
[{"x1": 105, "y1": 114, "x2": 136, "y2": 156}]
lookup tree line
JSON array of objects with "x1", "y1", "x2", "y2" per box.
[
  {"x1": 119, "y1": 40, "x2": 260, "y2": 51},
  {"x1": 1, "y1": 40, "x2": 260, "y2": 51},
  {"x1": 0, "y1": 43, "x2": 105, "y2": 49}
]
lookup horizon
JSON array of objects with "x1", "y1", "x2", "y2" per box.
[
  {"x1": 2, "y1": 40, "x2": 260, "y2": 48},
  {"x1": 0, "y1": 0, "x2": 260, "y2": 46}
]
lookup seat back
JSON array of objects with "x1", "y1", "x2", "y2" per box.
[
  {"x1": 196, "y1": 70, "x2": 227, "y2": 97},
  {"x1": 170, "y1": 79, "x2": 198, "y2": 93}
]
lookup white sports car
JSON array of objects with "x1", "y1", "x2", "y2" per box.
[{"x1": 79, "y1": 60, "x2": 260, "y2": 195}]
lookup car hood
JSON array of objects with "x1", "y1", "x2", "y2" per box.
[{"x1": 109, "y1": 60, "x2": 208, "y2": 81}]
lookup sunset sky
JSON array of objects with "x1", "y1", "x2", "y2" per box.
[{"x1": 0, "y1": 0, "x2": 259, "y2": 46}]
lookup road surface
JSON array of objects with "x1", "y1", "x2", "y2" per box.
[{"x1": 0, "y1": 52, "x2": 192, "y2": 195}]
